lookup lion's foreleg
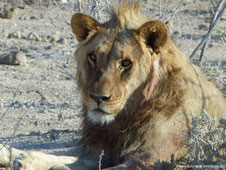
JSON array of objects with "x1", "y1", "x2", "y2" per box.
[
  {"x1": 103, "y1": 160, "x2": 149, "y2": 170},
  {"x1": 0, "y1": 144, "x2": 78, "y2": 169},
  {"x1": 0, "y1": 144, "x2": 25, "y2": 167}
]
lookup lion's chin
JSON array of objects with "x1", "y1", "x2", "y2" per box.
[{"x1": 87, "y1": 109, "x2": 115, "y2": 125}]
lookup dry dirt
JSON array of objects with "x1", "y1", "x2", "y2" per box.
[{"x1": 0, "y1": 0, "x2": 225, "y2": 160}]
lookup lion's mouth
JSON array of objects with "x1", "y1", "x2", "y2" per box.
[
  {"x1": 93, "y1": 108, "x2": 109, "y2": 115},
  {"x1": 87, "y1": 107, "x2": 115, "y2": 124}
]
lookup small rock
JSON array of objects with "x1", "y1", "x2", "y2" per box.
[
  {"x1": 30, "y1": 16, "x2": 36, "y2": 20},
  {"x1": 7, "y1": 33, "x2": 15, "y2": 39},
  {"x1": 49, "y1": 130, "x2": 60, "y2": 140},
  {"x1": 17, "y1": 5, "x2": 25, "y2": 9},
  {"x1": 14, "y1": 31, "x2": 22, "y2": 39},
  {"x1": 58, "y1": 113, "x2": 63, "y2": 121},
  {"x1": 29, "y1": 131, "x2": 40, "y2": 136},
  {"x1": 28, "y1": 46, "x2": 38, "y2": 50},
  {"x1": 24, "y1": 0, "x2": 35, "y2": 5},
  {"x1": 27, "y1": 32, "x2": 40, "y2": 41},
  {"x1": 49, "y1": 38, "x2": 55, "y2": 43},
  {"x1": 56, "y1": 37, "x2": 65, "y2": 44},
  {"x1": 48, "y1": 35, "x2": 60, "y2": 43},
  {"x1": 47, "y1": 35, "x2": 51, "y2": 40},
  {"x1": 208, "y1": 43, "x2": 214, "y2": 48},
  {"x1": 15, "y1": 51, "x2": 27, "y2": 66},
  {"x1": 49, "y1": 37, "x2": 56, "y2": 43},
  {"x1": 0, "y1": 51, "x2": 27, "y2": 66},
  {"x1": 44, "y1": 45, "x2": 51, "y2": 50},
  {"x1": 34, "y1": 121, "x2": 38, "y2": 126},
  {"x1": 10, "y1": 46, "x2": 20, "y2": 51},
  {"x1": 0, "y1": 4, "x2": 14, "y2": 19},
  {"x1": 8, "y1": 32, "x2": 22, "y2": 39},
  {"x1": 18, "y1": 15, "x2": 30, "y2": 20},
  {"x1": 65, "y1": 76, "x2": 71, "y2": 80},
  {"x1": 199, "y1": 24, "x2": 208, "y2": 31},
  {"x1": 20, "y1": 47, "x2": 29, "y2": 53}
]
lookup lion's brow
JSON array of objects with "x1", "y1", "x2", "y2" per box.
[{"x1": 103, "y1": 30, "x2": 119, "y2": 63}]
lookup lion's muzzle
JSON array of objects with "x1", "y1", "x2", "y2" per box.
[{"x1": 89, "y1": 94, "x2": 111, "y2": 104}]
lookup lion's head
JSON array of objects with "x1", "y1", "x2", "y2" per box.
[{"x1": 71, "y1": 1, "x2": 170, "y2": 124}]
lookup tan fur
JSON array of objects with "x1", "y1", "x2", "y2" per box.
[{"x1": 0, "y1": 1, "x2": 225, "y2": 169}]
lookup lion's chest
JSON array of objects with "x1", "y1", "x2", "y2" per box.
[{"x1": 145, "y1": 115, "x2": 188, "y2": 162}]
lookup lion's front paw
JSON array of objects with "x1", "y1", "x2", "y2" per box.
[
  {"x1": 13, "y1": 153, "x2": 30, "y2": 170},
  {"x1": 0, "y1": 144, "x2": 11, "y2": 167},
  {"x1": 0, "y1": 144, "x2": 26, "y2": 168}
]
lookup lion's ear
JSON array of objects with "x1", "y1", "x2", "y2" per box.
[
  {"x1": 71, "y1": 13, "x2": 102, "y2": 42},
  {"x1": 138, "y1": 21, "x2": 168, "y2": 53}
]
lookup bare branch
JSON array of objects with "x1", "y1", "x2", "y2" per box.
[
  {"x1": 165, "y1": 0, "x2": 185, "y2": 24},
  {"x1": 211, "y1": 0, "x2": 216, "y2": 8},
  {"x1": 1, "y1": 96, "x2": 38, "y2": 166},
  {"x1": 159, "y1": 0, "x2": 162, "y2": 19},
  {"x1": 98, "y1": 150, "x2": 105, "y2": 170},
  {"x1": 78, "y1": 0, "x2": 82, "y2": 13},
  {"x1": 52, "y1": 0, "x2": 70, "y2": 25},
  {"x1": 199, "y1": 39, "x2": 209, "y2": 64},
  {"x1": 0, "y1": 92, "x2": 16, "y2": 121},
  {"x1": 190, "y1": 0, "x2": 225, "y2": 59},
  {"x1": 162, "y1": 0, "x2": 169, "y2": 20}
]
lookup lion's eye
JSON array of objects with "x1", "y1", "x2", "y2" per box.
[
  {"x1": 87, "y1": 53, "x2": 96, "y2": 66},
  {"x1": 121, "y1": 60, "x2": 132, "y2": 68}
]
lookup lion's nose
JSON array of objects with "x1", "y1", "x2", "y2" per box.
[{"x1": 90, "y1": 94, "x2": 111, "y2": 104}]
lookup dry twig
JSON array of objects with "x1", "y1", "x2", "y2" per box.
[
  {"x1": 190, "y1": 0, "x2": 225, "y2": 59},
  {"x1": 98, "y1": 150, "x2": 105, "y2": 170},
  {"x1": 165, "y1": 0, "x2": 185, "y2": 24}
]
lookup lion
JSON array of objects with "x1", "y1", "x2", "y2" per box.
[{"x1": 0, "y1": 1, "x2": 225, "y2": 169}]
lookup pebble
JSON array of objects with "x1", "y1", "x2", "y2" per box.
[
  {"x1": 17, "y1": 5, "x2": 25, "y2": 9},
  {"x1": 199, "y1": 24, "x2": 208, "y2": 31},
  {"x1": 49, "y1": 130, "x2": 60, "y2": 140},
  {"x1": 56, "y1": 37, "x2": 65, "y2": 44},
  {"x1": 28, "y1": 46, "x2": 38, "y2": 51},
  {"x1": 47, "y1": 35, "x2": 60, "y2": 43},
  {"x1": 26, "y1": 32, "x2": 40, "y2": 41},
  {"x1": 44, "y1": 45, "x2": 52, "y2": 50},
  {"x1": 29, "y1": 131, "x2": 40, "y2": 136},
  {"x1": 208, "y1": 43, "x2": 214, "y2": 48},
  {"x1": 7, "y1": 31, "x2": 23, "y2": 39},
  {"x1": 24, "y1": 0, "x2": 36, "y2": 5},
  {"x1": 30, "y1": 16, "x2": 37, "y2": 20},
  {"x1": 14, "y1": 31, "x2": 22, "y2": 39},
  {"x1": 20, "y1": 47, "x2": 29, "y2": 53},
  {"x1": 18, "y1": 15, "x2": 30, "y2": 20},
  {"x1": 0, "y1": 4, "x2": 14, "y2": 19},
  {"x1": 49, "y1": 37, "x2": 56, "y2": 43},
  {"x1": 14, "y1": 51, "x2": 27, "y2": 66},
  {"x1": 7, "y1": 33, "x2": 15, "y2": 39},
  {"x1": 9, "y1": 46, "x2": 20, "y2": 51},
  {"x1": 0, "y1": 51, "x2": 27, "y2": 66}
]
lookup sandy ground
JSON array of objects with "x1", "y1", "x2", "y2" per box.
[{"x1": 0, "y1": 0, "x2": 225, "y2": 160}]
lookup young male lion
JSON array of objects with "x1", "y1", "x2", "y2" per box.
[{"x1": 0, "y1": 1, "x2": 225, "y2": 169}]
